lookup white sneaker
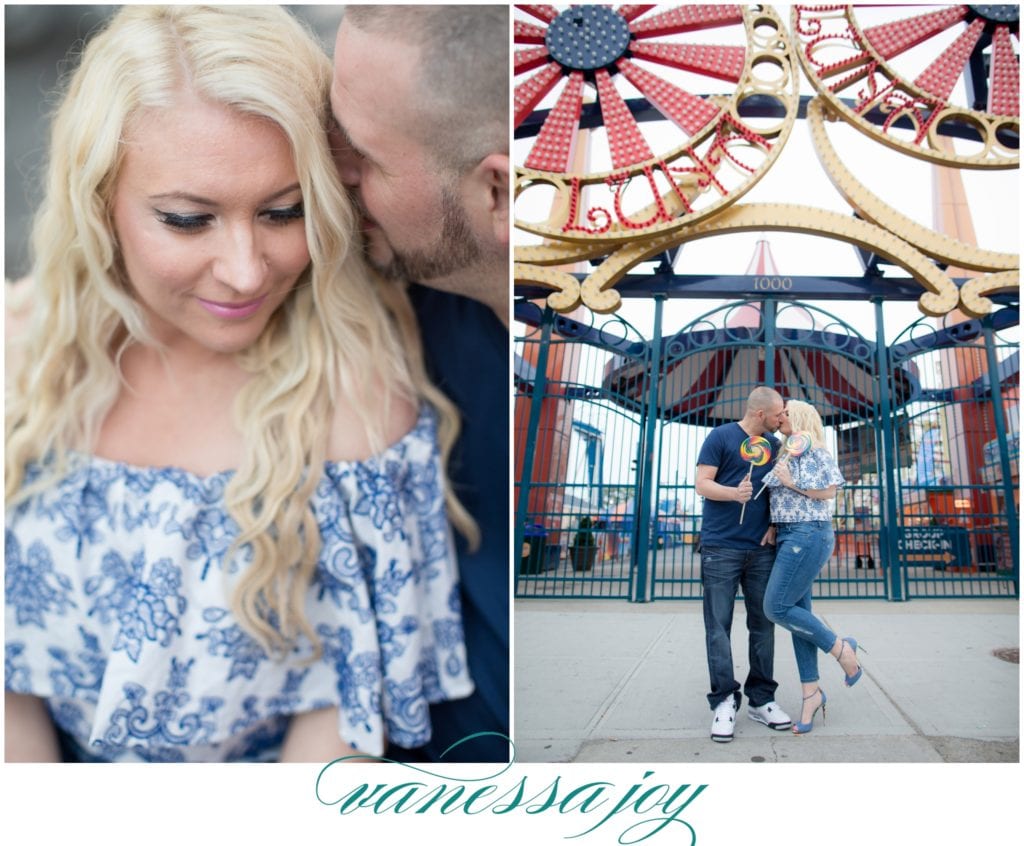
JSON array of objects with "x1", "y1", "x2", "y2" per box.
[
  {"x1": 710, "y1": 697, "x2": 737, "y2": 742},
  {"x1": 748, "y1": 701, "x2": 792, "y2": 731}
]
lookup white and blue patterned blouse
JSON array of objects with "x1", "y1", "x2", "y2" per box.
[
  {"x1": 765, "y1": 446, "x2": 846, "y2": 524},
  {"x1": 5, "y1": 404, "x2": 474, "y2": 763}
]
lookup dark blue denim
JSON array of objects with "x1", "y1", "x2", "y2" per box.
[
  {"x1": 700, "y1": 544, "x2": 778, "y2": 710},
  {"x1": 763, "y1": 521, "x2": 839, "y2": 683}
]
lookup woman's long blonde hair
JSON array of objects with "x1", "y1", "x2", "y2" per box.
[
  {"x1": 784, "y1": 400, "x2": 828, "y2": 451},
  {"x1": 5, "y1": 5, "x2": 477, "y2": 657}
]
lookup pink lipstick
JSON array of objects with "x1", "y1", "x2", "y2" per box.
[{"x1": 197, "y1": 296, "x2": 267, "y2": 319}]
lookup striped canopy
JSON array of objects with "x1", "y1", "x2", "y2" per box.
[{"x1": 603, "y1": 325, "x2": 919, "y2": 427}]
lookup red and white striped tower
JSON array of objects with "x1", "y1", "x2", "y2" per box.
[
  {"x1": 729, "y1": 238, "x2": 822, "y2": 329},
  {"x1": 515, "y1": 109, "x2": 594, "y2": 553},
  {"x1": 932, "y1": 139, "x2": 1001, "y2": 550},
  {"x1": 727, "y1": 238, "x2": 820, "y2": 331},
  {"x1": 727, "y1": 239, "x2": 781, "y2": 328}
]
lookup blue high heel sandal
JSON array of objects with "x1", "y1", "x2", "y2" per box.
[
  {"x1": 839, "y1": 637, "x2": 865, "y2": 687},
  {"x1": 792, "y1": 688, "x2": 826, "y2": 734}
]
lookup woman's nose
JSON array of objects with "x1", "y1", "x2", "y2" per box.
[{"x1": 213, "y1": 226, "x2": 268, "y2": 294}]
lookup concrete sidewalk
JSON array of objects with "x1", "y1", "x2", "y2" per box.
[{"x1": 514, "y1": 598, "x2": 1020, "y2": 763}]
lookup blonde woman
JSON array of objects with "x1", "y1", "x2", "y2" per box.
[
  {"x1": 5, "y1": 5, "x2": 476, "y2": 763},
  {"x1": 762, "y1": 400, "x2": 863, "y2": 734}
]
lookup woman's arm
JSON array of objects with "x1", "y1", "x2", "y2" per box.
[
  {"x1": 798, "y1": 485, "x2": 837, "y2": 501},
  {"x1": 5, "y1": 691, "x2": 62, "y2": 762},
  {"x1": 773, "y1": 463, "x2": 837, "y2": 500},
  {"x1": 279, "y1": 706, "x2": 378, "y2": 763}
]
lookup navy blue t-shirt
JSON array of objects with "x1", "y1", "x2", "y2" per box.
[
  {"x1": 391, "y1": 284, "x2": 510, "y2": 763},
  {"x1": 697, "y1": 422, "x2": 778, "y2": 549}
]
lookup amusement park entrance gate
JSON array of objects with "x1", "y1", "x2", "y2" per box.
[{"x1": 514, "y1": 297, "x2": 1019, "y2": 603}]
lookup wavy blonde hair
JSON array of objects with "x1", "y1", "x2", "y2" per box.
[
  {"x1": 5, "y1": 5, "x2": 477, "y2": 657},
  {"x1": 784, "y1": 400, "x2": 828, "y2": 451}
]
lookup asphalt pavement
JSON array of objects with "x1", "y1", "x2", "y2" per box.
[{"x1": 514, "y1": 597, "x2": 1020, "y2": 763}]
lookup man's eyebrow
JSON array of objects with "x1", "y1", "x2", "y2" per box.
[{"x1": 329, "y1": 105, "x2": 373, "y2": 162}]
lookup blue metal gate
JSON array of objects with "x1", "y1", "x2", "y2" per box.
[
  {"x1": 884, "y1": 309, "x2": 1019, "y2": 598},
  {"x1": 637, "y1": 300, "x2": 893, "y2": 600},
  {"x1": 515, "y1": 298, "x2": 1020, "y2": 601}
]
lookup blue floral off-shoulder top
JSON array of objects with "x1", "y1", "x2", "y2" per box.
[
  {"x1": 4, "y1": 404, "x2": 474, "y2": 763},
  {"x1": 765, "y1": 446, "x2": 846, "y2": 524}
]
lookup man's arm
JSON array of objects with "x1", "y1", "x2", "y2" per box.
[{"x1": 695, "y1": 464, "x2": 752, "y2": 503}]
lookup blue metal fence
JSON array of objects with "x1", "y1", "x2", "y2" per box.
[{"x1": 514, "y1": 298, "x2": 1019, "y2": 601}]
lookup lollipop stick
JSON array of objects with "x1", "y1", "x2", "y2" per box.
[
  {"x1": 754, "y1": 453, "x2": 787, "y2": 500},
  {"x1": 739, "y1": 465, "x2": 754, "y2": 524}
]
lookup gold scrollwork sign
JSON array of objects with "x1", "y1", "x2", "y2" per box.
[{"x1": 513, "y1": 5, "x2": 1019, "y2": 319}]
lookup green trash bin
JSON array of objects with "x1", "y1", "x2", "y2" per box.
[
  {"x1": 521, "y1": 524, "x2": 547, "y2": 574},
  {"x1": 569, "y1": 516, "x2": 598, "y2": 572}
]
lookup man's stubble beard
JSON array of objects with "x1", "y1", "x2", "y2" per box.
[{"x1": 372, "y1": 186, "x2": 483, "y2": 285}]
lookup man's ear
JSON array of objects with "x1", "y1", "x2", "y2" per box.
[{"x1": 467, "y1": 152, "x2": 509, "y2": 247}]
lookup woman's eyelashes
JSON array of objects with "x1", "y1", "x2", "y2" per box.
[
  {"x1": 157, "y1": 211, "x2": 213, "y2": 231},
  {"x1": 156, "y1": 202, "x2": 304, "y2": 232},
  {"x1": 266, "y1": 202, "x2": 304, "y2": 224}
]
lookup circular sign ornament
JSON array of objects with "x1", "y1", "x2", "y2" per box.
[
  {"x1": 545, "y1": 5, "x2": 633, "y2": 71},
  {"x1": 792, "y1": 4, "x2": 1020, "y2": 169},
  {"x1": 514, "y1": 4, "x2": 801, "y2": 247}
]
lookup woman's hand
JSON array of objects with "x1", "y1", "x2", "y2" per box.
[
  {"x1": 773, "y1": 463, "x2": 836, "y2": 500},
  {"x1": 5, "y1": 691, "x2": 62, "y2": 762},
  {"x1": 774, "y1": 462, "x2": 794, "y2": 488}
]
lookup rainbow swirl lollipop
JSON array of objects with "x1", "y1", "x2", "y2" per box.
[
  {"x1": 753, "y1": 431, "x2": 813, "y2": 501},
  {"x1": 739, "y1": 435, "x2": 771, "y2": 466},
  {"x1": 738, "y1": 436, "x2": 770, "y2": 524},
  {"x1": 784, "y1": 431, "x2": 812, "y2": 458}
]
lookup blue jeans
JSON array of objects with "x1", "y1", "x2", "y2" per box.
[
  {"x1": 700, "y1": 544, "x2": 778, "y2": 710},
  {"x1": 763, "y1": 521, "x2": 839, "y2": 683}
]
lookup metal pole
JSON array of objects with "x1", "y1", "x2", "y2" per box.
[
  {"x1": 982, "y1": 317, "x2": 1019, "y2": 596},
  {"x1": 874, "y1": 298, "x2": 905, "y2": 600},
  {"x1": 632, "y1": 295, "x2": 665, "y2": 602},
  {"x1": 514, "y1": 308, "x2": 555, "y2": 595},
  {"x1": 764, "y1": 298, "x2": 777, "y2": 386}
]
